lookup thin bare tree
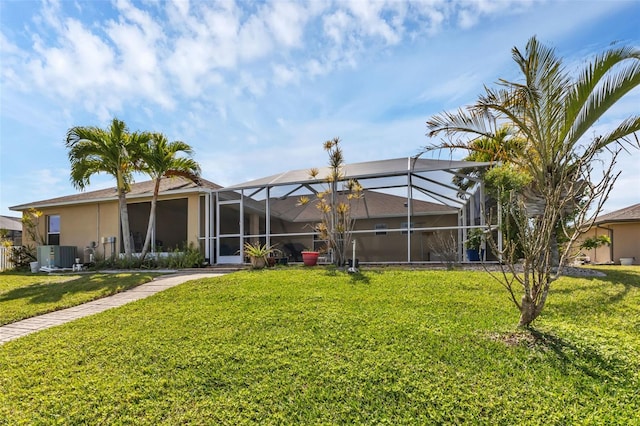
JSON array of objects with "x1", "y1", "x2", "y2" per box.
[{"x1": 425, "y1": 36, "x2": 640, "y2": 326}]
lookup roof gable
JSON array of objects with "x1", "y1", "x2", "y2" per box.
[
  {"x1": 595, "y1": 203, "x2": 640, "y2": 224},
  {"x1": 0, "y1": 215, "x2": 22, "y2": 231},
  {"x1": 10, "y1": 176, "x2": 221, "y2": 211},
  {"x1": 268, "y1": 189, "x2": 457, "y2": 222}
]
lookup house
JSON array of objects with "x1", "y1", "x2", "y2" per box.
[
  {"x1": 0, "y1": 215, "x2": 22, "y2": 245},
  {"x1": 10, "y1": 177, "x2": 221, "y2": 264},
  {"x1": 579, "y1": 203, "x2": 640, "y2": 265},
  {"x1": 10, "y1": 157, "x2": 493, "y2": 265}
]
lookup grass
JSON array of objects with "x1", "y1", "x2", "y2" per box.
[
  {"x1": 1, "y1": 266, "x2": 638, "y2": 424},
  {"x1": 0, "y1": 271, "x2": 159, "y2": 325}
]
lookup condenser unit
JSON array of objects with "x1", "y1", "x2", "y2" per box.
[{"x1": 37, "y1": 245, "x2": 77, "y2": 268}]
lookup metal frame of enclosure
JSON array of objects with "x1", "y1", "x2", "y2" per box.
[{"x1": 199, "y1": 157, "x2": 496, "y2": 265}]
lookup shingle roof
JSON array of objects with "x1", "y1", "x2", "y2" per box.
[
  {"x1": 269, "y1": 190, "x2": 457, "y2": 222},
  {"x1": 0, "y1": 215, "x2": 22, "y2": 231},
  {"x1": 595, "y1": 203, "x2": 640, "y2": 224},
  {"x1": 10, "y1": 177, "x2": 221, "y2": 211}
]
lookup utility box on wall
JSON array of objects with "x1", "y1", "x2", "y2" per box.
[{"x1": 37, "y1": 246, "x2": 77, "y2": 268}]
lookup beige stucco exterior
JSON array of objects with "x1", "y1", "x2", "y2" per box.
[
  {"x1": 578, "y1": 222, "x2": 640, "y2": 265},
  {"x1": 20, "y1": 192, "x2": 204, "y2": 260},
  {"x1": 266, "y1": 213, "x2": 459, "y2": 263}
]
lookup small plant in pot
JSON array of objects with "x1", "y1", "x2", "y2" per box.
[
  {"x1": 465, "y1": 228, "x2": 485, "y2": 262},
  {"x1": 243, "y1": 242, "x2": 280, "y2": 269},
  {"x1": 301, "y1": 248, "x2": 320, "y2": 267}
]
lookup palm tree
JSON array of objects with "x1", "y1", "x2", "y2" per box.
[
  {"x1": 138, "y1": 133, "x2": 201, "y2": 262},
  {"x1": 450, "y1": 125, "x2": 526, "y2": 195},
  {"x1": 66, "y1": 118, "x2": 150, "y2": 259},
  {"x1": 426, "y1": 36, "x2": 640, "y2": 326}
]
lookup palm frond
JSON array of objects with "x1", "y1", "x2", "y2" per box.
[
  {"x1": 426, "y1": 106, "x2": 496, "y2": 141},
  {"x1": 566, "y1": 58, "x2": 640, "y2": 146},
  {"x1": 593, "y1": 116, "x2": 640, "y2": 151}
]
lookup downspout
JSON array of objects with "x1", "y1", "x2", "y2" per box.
[
  {"x1": 596, "y1": 224, "x2": 614, "y2": 263},
  {"x1": 96, "y1": 203, "x2": 100, "y2": 257}
]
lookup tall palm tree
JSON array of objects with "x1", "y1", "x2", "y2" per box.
[
  {"x1": 138, "y1": 133, "x2": 201, "y2": 262},
  {"x1": 426, "y1": 36, "x2": 640, "y2": 326},
  {"x1": 66, "y1": 118, "x2": 150, "y2": 259}
]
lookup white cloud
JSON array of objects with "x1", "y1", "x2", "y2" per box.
[
  {"x1": 28, "y1": 18, "x2": 117, "y2": 99},
  {"x1": 0, "y1": 32, "x2": 20, "y2": 55},
  {"x1": 227, "y1": 72, "x2": 261, "y2": 98},
  {"x1": 272, "y1": 63, "x2": 299, "y2": 86},
  {"x1": 418, "y1": 72, "x2": 482, "y2": 104},
  {"x1": 238, "y1": 14, "x2": 273, "y2": 61},
  {"x1": 264, "y1": 2, "x2": 309, "y2": 48},
  {"x1": 169, "y1": 0, "x2": 189, "y2": 19},
  {"x1": 323, "y1": 9, "x2": 353, "y2": 45},
  {"x1": 107, "y1": 0, "x2": 173, "y2": 108},
  {"x1": 346, "y1": 0, "x2": 403, "y2": 44},
  {"x1": 2, "y1": 0, "x2": 638, "y2": 218}
]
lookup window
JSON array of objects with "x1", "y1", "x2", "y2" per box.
[
  {"x1": 375, "y1": 223, "x2": 387, "y2": 235},
  {"x1": 401, "y1": 222, "x2": 414, "y2": 235},
  {"x1": 47, "y1": 215, "x2": 60, "y2": 245}
]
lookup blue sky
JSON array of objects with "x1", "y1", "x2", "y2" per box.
[{"x1": 1, "y1": 0, "x2": 639, "y2": 218}]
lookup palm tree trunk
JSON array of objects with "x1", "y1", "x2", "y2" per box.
[
  {"x1": 140, "y1": 179, "x2": 161, "y2": 262},
  {"x1": 119, "y1": 189, "x2": 132, "y2": 259}
]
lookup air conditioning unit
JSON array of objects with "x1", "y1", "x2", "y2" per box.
[{"x1": 37, "y1": 245, "x2": 77, "y2": 268}]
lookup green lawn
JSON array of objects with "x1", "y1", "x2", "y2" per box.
[
  {"x1": 1, "y1": 266, "x2": 638, "y2": 424},
  {"x1": 0, "y1": 271, "x2": 158, "y2": 325}
]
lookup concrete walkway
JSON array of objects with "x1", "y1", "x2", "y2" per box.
[{"x1": 0, "y1": 271, "x2": 226, "y2": 345}]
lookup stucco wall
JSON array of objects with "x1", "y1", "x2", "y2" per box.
[
  {"x1": 578, "y1": 223, "x2": 640, "y2": 265},
  {"x1": 269, "y1": 213, "x2": 459, "y2": 262},
  {"x1": 610, "y1": 223, "x2": 640, "y2": 264},
  {"x1": 20, "y1": 192, "x2": 203, "y2": 259},
  {"x1": 20, "y1": 202, "x2": 119, "y2": 260}
]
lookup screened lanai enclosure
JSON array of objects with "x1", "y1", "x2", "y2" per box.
[{"x1": 200, "y1": 157, "x2": 496, "y2": 265}]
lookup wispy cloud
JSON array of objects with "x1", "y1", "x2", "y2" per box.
[{"x1": 1, "y1": 0, "x2": 638, "y2": 215}]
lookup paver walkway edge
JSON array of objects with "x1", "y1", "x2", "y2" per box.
[{"x1": 0, "y1": 271, "x2": 226, "y2": 345}]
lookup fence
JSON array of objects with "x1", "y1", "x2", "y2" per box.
[{"x1": 0, "y1": 246, "x2": 15, "y2": 271}]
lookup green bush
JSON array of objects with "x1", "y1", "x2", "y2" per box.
[
  {"x1": 7, "y1": 245, "x2": 37, "y2": 271},
  {"x1": 90, "y1": 242, "x2": 205, "y2": 270}
]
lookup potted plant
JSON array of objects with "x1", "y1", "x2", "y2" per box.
[
  {"x1": 301, "y1": 249, "x2": 320, "y2": 267},
  {"x1": 243, "y1": 242, "x2": 280, "y2": 269},
  {"x1": 465, "y1": 228, "x2": 485, "y2": 262}
]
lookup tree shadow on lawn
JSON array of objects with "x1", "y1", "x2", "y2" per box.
[
  {"x1": 322, "y1": 266, "x2": 374, "y2": 283},
  {"x1": 494, "y1": 328, "x2": 629, "y2": 382},
  {"x1": 530, "y1": 328, "x2": 630, "y2": 381},
  {"x1": 0, "y1": 275, "x2": 121, "y2": 304},
  {"x1": 552, "y1": 268, "x2": 640, "y2": 309}
]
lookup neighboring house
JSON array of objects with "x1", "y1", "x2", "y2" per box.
[
  {"x1": 579, "y1": 203, "x2": 640, "y2": 265},
  {"x1": 10, "y1": 177, "x2": 221, "y2": 263},
  {"x1": 10, "y1": 157, "x2": 493, "y2": 265},
  {"x1": 0, "y1": 215, "x2": 22, "y2": 245}
]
